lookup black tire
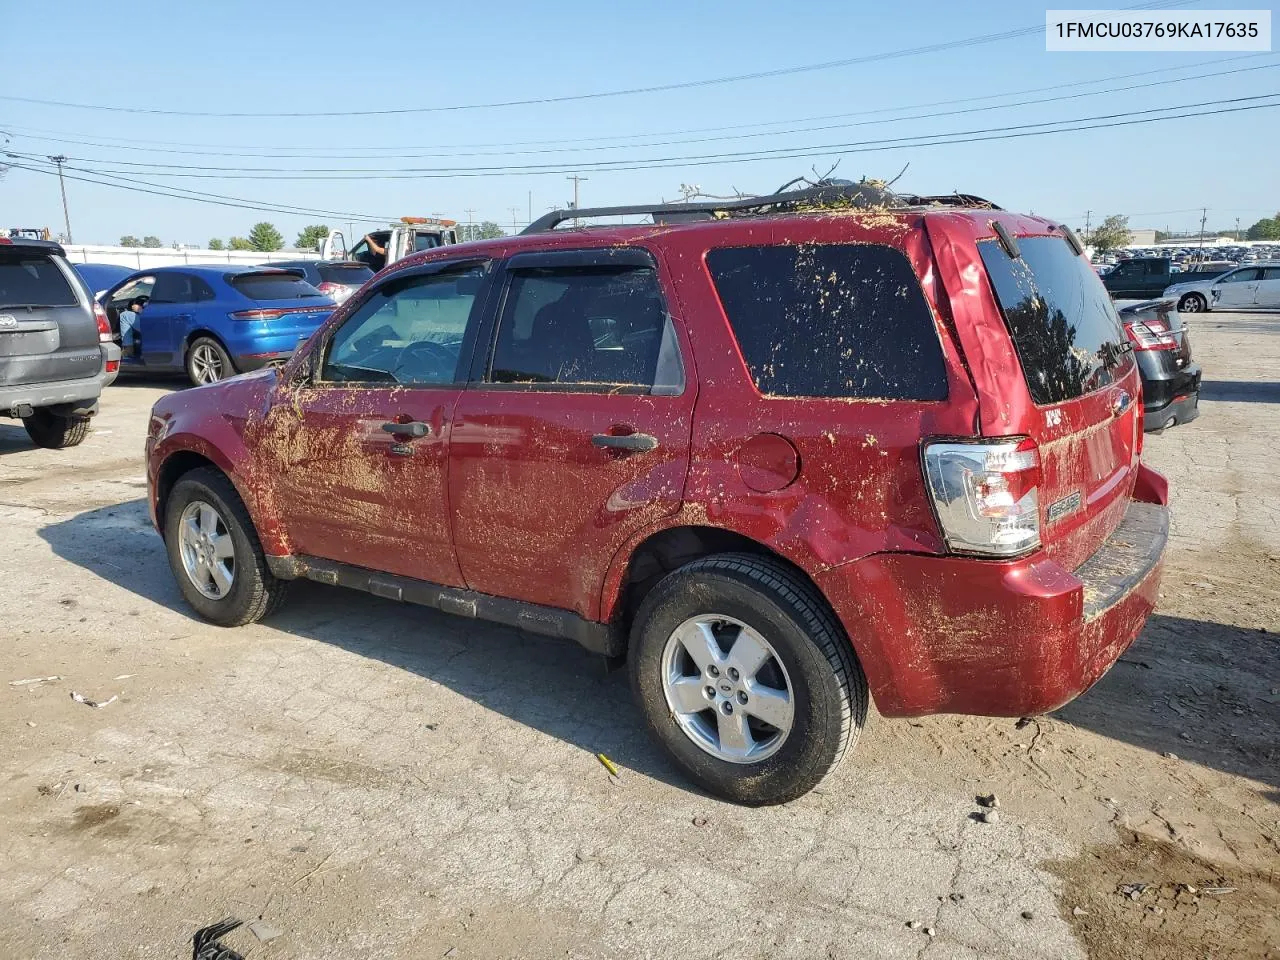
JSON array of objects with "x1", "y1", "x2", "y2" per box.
[
  {"x1": 1178, "y1": 293, "x2": 1207, "y2": 313},
  {"x1": 22, "y1": 408, "x2": 91, "y2": 449},
  {"x1": 164, "y1": 467, "x2": 289, "y2": 626},
  {"x1": 186, "y1": 336, "x2": 235, "y2": 386},
  {"x1": 629, "y1": 553, "x2": 868, "y2": 805}
]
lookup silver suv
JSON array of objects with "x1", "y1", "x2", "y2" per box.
[{"x1": 0, "y1": 238, "x2": 121, "y2": 448}]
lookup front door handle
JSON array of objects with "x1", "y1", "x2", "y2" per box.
[
  {"x1": 592, "y1": 432, "x2": 659, "y2": 452},
  {"x1": 382, "y1": 420, "x2": 431, "y2": 438}
]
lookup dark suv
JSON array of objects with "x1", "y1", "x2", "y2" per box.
[
  {"x1": 1, "y1": 238, "x2": 120, "y2": 448},
  {"x1": 145, "y1": 184, "x2": 1169, "y2": 805}
]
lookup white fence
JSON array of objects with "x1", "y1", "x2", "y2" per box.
[{"x1": 59, "y1": 245, "x2": 320, "y2": 269}]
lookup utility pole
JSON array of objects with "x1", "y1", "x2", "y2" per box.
[
  {"x1": 1197, "y1": 207, "x2": 1207, "y2": 259},
  {"x1": 527, "y1": 190, "x2": 532, "y2": 227},
  {"x1": 1082, "y1": 210, "x2": 1091, "y2": 243},
  {"x1": 49, "y1": 155, "x2": 72, "y2": 244},
  {"x1": 508, "y1": 206, "x2": 520, "y2": 235},
  {"x1": 567, "y1": 174, "x2": 587, "y2": 226},
  {"x1": 464, "y1": 207, "x2": 476, "y2": 241},
  {"x1": 1235, "y1": 217, "x2": 1241, "y2": 241}
]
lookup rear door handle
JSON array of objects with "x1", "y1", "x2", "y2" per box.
[
  {"x1": 382, "y1": 420, "x2": 431, "y2": 438},
  {"x1": 592, "y1": 433, "x2": 659, "y2": 452}
]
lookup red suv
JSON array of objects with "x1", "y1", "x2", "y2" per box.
[{"x1": 145, "y1": 184, "x2": 1169, "y2": 805}]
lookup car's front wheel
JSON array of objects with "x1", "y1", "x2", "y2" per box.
[
  {"x1": 186, "y1": 337, "x2": 234, "y2": 386},
  {"x1": 164, "y1": 467, "x2": 289, "y2": 626},
  {"x1": 22, "y1": 408, "x2": 91, "y2": 449},
  {"x1": 1178, "y1": 292, "x2": 1207, "y2": 313},
  {"x1": 629, "y1": 553, "x2": 867, "y2": 805}
]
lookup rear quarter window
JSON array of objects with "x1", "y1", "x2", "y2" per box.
[
  {"x1": 0, "y1": 254, "x2": 78, "y2": 308},
  {"x1": 979, "y1": 236, "x2": 1130, "y2": 405},
  {"x1": 230, "y1": 273, "x2": 325, "y2": 301},
  {"x1": 705, "y1": 243, "x2": 948, "y2": 400}
]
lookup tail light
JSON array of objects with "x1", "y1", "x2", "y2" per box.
[
  {"x1": 316, "y1": 281, "x2": 351, "y2": 303},
  {"x1": 93, "y1": 301, "x2": 113, "y2": 342},
  {"x1": 1123, "y1": 320, "x2": 1177, "y2": 351},
  {"x1": 923, "y1": 438, "x2": 1041, "y2": 557}
]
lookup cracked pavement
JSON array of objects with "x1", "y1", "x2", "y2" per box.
[{"x1": 1, "y1": 312, "x2": 1276, "y2": 959}]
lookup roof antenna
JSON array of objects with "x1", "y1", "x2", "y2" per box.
[{"x1": 885, "y1": 162, "x2": 910, "y2": 188}]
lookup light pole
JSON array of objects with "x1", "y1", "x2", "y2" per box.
[
  {"x1": 49, "y1": 155, "x2": 72, "y2": 243},
  {"x1": 567, "y1": 174, "x2": 587, "y2": 226}
]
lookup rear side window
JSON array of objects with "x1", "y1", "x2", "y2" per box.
[
  {"x1": 490, "y1": 266, "x2": 681, "y2": 393},
  {"x1": 0, "y1": 254, "x2": 78, "y2": 307},
  {"x1": 318, "y1": 263, "x2": 375, "y2": 284},
  {"x1": 230, "y1": 272, "x2": 325, "y2": 301},
  {"x1": 979, "y1": 236, "x2": 1129, "y2": 405},
  {"x1": 705, "y1": 244, "x2": 947, "y2": 400},
  {"x1": 150, "y1": 273, "x2": 200, "y2": 304}
]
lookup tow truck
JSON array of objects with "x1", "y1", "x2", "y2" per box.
[{"x1": 319, "y1": 217, "x2": 460, "y2": 271}]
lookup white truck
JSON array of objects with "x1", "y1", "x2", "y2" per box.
[{"x1": 320, "y1": 217, "x2": 461, "y2": 272}]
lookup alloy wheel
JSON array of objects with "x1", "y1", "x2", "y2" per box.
[
  {"x1": 190, "y1": 344, "x2": 225, "y2": 383},
  {"x1": 660, "y1": 614, "x2": 794, "y2": 763},
  {"x1": 178, "y1": 500, "x2": 236, "y2": 599}
]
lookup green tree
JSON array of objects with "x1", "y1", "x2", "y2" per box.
[
  {"x1": 141, "y1": 235, "x2": 162, "y2": 248},
  {"x1": 458, "y1": 221, "x2": 506, "y2": 242},
  {"x1": 228, "y1": 236, "x2": 255, "y2": 251},
  {"x1": 207, "y1": 238, "x2": 225, "y2": 250},
  {"x1": 295, "y1": 224, "x2": 330, "y2": 250},
  {"x1": 1089, "y1": 214, "x2": 1130, "y2": 253},
  {"x1": 248, "y1": 222, "x2": 284, "y2": 252},
  {"x1": 1245, "y1": 217, "x2": 1280, "y2": 241},
  {"x1": 120, "y1": 235, "x2": 141, "y2": 247}
]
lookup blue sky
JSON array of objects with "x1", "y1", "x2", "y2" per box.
[{"x1": 1, "y1": 0, "x2": 1276, "y2": 246}]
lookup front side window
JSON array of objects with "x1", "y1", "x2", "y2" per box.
[
  {"x1": 489, "y1": 265, "x2": 682, "y2": 393},
  {"x1": 322, "y1": 266, "x2": 483, "y2": 385}
]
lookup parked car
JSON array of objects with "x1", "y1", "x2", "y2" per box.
[
  {"x1": 268, "y1": 260, "x2": 374, "y2": 305},
  {"x1": 0, "y1": 238, "x2": 120, "y2": 447},
  {"x1": 144, "y1": 184, "x2": 1170, "y2": 805},
  {"x1": 1117, "y1": 299, "x2": 1200, "y2": 431},
  {"x1": 101, "y1": 265, "x2": 335, "y2": 385},
  {"x1": 1102, "y1": 257, "x2": 1233, "y2": 299},
  {"x1": 71, "y1": 262, "x2": 134, "y2": 300},
  {"x1": 1161, "y1": 263, "x2": 1280, "y2": 313}
]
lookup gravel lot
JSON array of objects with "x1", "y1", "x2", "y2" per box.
[{"x1": 1, "y1": 311, "x2": 1276, "y2": 960}]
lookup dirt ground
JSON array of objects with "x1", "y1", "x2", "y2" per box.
[{"x1": 1, "y1": 311, "x2": 1276, "y2": 960}]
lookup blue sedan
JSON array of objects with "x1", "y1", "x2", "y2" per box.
[{"x1": 101, "y1": 265, "x2": 335, "y2": 385}]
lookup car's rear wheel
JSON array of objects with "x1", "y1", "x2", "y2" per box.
[
  {"x1": 22, "y1": 408, "x2": 91, "y2": 449},
  {"x1": 186, "y1": 337, "x2": 234, "y2": 386},
  {"x1": 1178, "y1": 293, "x2": 1207, "y2": 313},
  {"x1": 629, "y1": 553, "x2": 867, "y2": 805},
  {"x1": 164, "y1": 467, "x2": 289, "y2": 626}
]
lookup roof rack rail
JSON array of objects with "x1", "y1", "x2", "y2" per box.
[{"x1": 522, "y1": 184, "x2": 1000, "y2": 234}]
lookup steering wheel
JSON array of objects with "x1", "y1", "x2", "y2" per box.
[{"x1": 393, "y1": 339, "x2": 457, "y2": 382}]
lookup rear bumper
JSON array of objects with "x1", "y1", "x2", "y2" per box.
[
  {"x1": 1139, "y1": 357, "x2": 1200, "y2": 431},
  {"x1": 815, "y1": 481, "x2": 1169, "y2": 718},
  {"x1": 234, "y1": 350, "x2": 295, "y2": 372},
  {"x1": 0, "y1": 345, "x2": 119, "y2": 415}
]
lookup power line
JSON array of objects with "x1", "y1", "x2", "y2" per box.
[
  {"x1": 8, "y1": 97, "x2": 1277, "y2": 214},
  {"x1": 3, "y1": 161, "x2": 399, "y2": 221},
  {"x1": 0, "y1": 0, "x2": 1196, "y2": 119},
  {"x1": 12, "y1": 93, "x2": 1275, "y2": 180},
  {"x1": 8, "y1": 58, "x2": 1273, "y2": 165},
  {"x1": 5, "y1": 49, "x2": 1262, "y2": 158}
]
